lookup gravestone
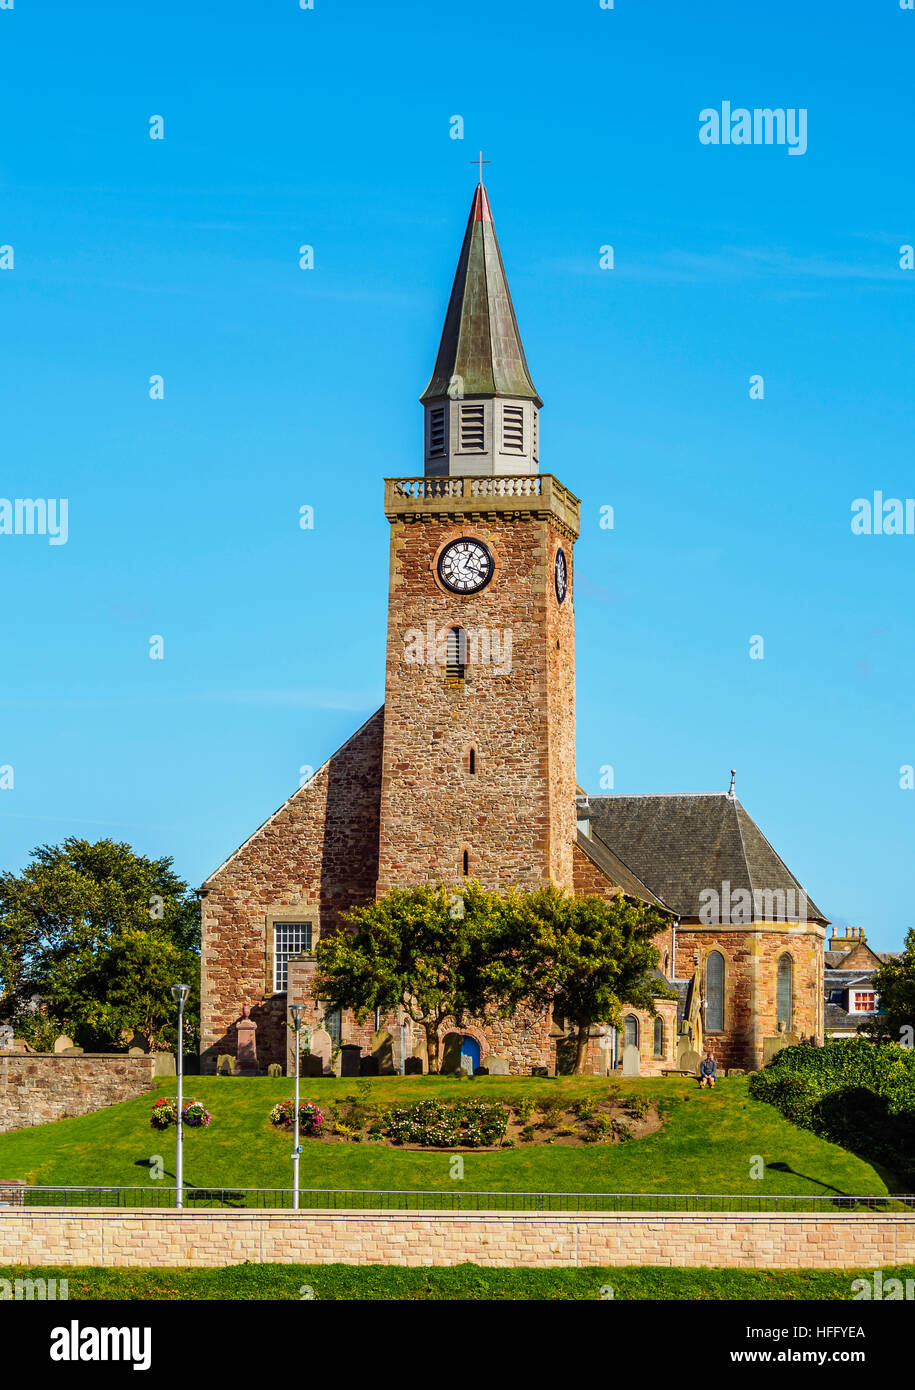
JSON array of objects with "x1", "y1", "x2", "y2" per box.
[
  {"x1": 622, "y1": 1043, "x2": 641, "y2": 1077},
  {"x1": 0, "y1": 1025, "x2": 13, "y2": 1052},
  {"x1": 339, "y1": 1044, "x2": 361, "y2": 1078},
  {"x1": 596, "y1": 1036, "x2": 614, "y2": 1077},
  {"x1": 235, "y1": 1003, "x2": 258, "y2": 1074},
  {"x1": 128, "y1": 1047, "x2": 146, "y2": 1057},
  {"x1": 359, "y1": 1054, "x2": 379, "y2": 1076},
  {"x1": 301, "y1": 1053, "x2": 323, "y2": 1078},
  {"x1": 440, "y1": 1034, "x2": 462, "y2": 1075},
  {"x1": 473, "y1": 1067, "x2": 489, "y2": 1077},
  {"x1": 53, "y1": 1035, "x2": 75, "y2": 1054},
  {"x1": 482, "y1": 1054, "x2": 509, "y2": 1076},
  {"x1": 679, "y1": 1048, "x2": 701, "y2": 1076},
  {"x1": 309, "y1": 1028, "x2": 332, "y2": 1076},
  {"x1": 153, "y1": 1052, "x2": 176, "y2": 1077},
  {"x1": 531, "y1": 1065, "x2": 550, "y2": 1078},
  {"x1": 390, "y1": 1024, "x2": 410, "y2": 1075},
  {"x1": 267, "y1": 1063, "x2": 283, "y2": 1077},
  {"x1": 371, "y1": 1028, "x2": 395, "y2": 1075},
  {"x1": 216, "y1": 1054, "x2": 234, "y2": 1076},
  {"x1": 404, "y1": 1056, "x2": 423, "y2": 1075},
  {"x1": 763, "y1": 1032, "x2": 797, "y2": 1065},
  {"x1": 412, "y1": 1033, "x2": 428, "y2": 1071}
]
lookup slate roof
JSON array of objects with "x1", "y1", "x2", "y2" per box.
[
  {"x1": 587, "y1": 793, "x2": 827, "y2": 923},
  {"x1": 576, "y1": 827, "x2": 668, "y2": 910},
  {"x1": 420, "y1": 183, "x2": 542, "y2": 407}
]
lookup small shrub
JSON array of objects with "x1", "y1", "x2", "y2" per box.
[
  {"x1": 624, "y1": 1095, "x2": 651, "y2": 1121},
  {"x1": 520, "y1": 1124, "x2": 537, "y2": 1143},
  {"x1": 514, "y1": 1097, "x2": 536, "y2": 1123},
  {"x1": 574, "y1": 1097, "x2": 597, "y2": 1121}
]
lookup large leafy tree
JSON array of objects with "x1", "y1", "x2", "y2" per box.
[
  {"x1": 313, "y1": 882, "x2": 506, "y2": 1072},
  {"x1": 860, "y1": 927, "x2": 915, "y2": 1045},
  {"x1": 493, "y1": 884, "x2": 675, "y2": 1073},
  {"x1": 0, "y1": 838, "x2": 200, "y2": 1051}
]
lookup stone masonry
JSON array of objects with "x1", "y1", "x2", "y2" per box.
[{"x1": 0, "y1": 1054, "x2": 161, "y2": 1134}]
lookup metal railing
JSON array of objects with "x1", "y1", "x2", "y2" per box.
[{"x1": 6, "y1": 1186, "x2": 914, "y2": 1214}]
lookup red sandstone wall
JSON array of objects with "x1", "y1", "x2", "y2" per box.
[
  {"x1": 0, "y1": 1054, "x2": 160, "y2": 1133},
  {"x1": 199, "y1": 709, "x2": 384, "y2": 1072},
  {"x1": 376, "y1": 515, "x2": 577, "y2": 894}
]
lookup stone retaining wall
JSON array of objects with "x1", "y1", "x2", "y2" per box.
[
  {"x1": 0, "y1": 1208, "x2": 912, "y2": 1270},
  {"x1": 0, "y1": 1054, "x2": 165, "y2": 1134}
]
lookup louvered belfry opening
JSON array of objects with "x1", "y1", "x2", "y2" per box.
[
  {"x1": 502, "y1": 403, "x2": 524, "y2": 452},
  {"x1": 429, "y1": 406, "x2": 446, "y2": 456},
  {"x1": 459, "y1": 403, "x2": 485, "y2": 452},
  {"x1": 446, "y1": 627, "x2": 467, "y2": 680}
]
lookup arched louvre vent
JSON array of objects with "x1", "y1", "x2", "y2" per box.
[
  {"x1": 460, "y1": 404, "x2": 485, "y2": 452},
  {"x1": 502, "y1": 404, "x2": 524, "y2": 452},
  {"x1": 429, "y1": 407, "x2": 445, "y2": 455},
  {"x1": 446, "y1": 627, "x2": 467, "y2": 680},
  {"x1": 532, "y1": 409, "x2": 539, "y2": 462}
]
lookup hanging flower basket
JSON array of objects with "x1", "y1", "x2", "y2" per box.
[
  {"x1": 270, "y1": 1100, "x2": 324, "y2": 1136},
  {"x1": 149, "y1": 1097, "x2": 213, "y2": 1130}
]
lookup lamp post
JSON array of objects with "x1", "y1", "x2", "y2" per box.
[
  {"x1": 290, "y1": 1004, "x2": 303, "y2": 1210},
  {"x1": 170, "y1": 983, "x2": 190, "y2": 1210}
]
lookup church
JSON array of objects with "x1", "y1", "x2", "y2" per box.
[{"x1": 198, "y1": 179, "x2": 828, "y2": 1078}]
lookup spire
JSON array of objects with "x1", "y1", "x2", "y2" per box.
[{"x1": 421, "y1": 183, "x2": 542, "y2": 408}]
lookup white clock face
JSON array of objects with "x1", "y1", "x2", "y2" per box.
[{"x1": 437, "y1": 538, "x2": 494, "y2": 594}]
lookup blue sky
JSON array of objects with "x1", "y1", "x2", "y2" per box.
[{"x1": 1, "y1": 0, "x2": 913, "y2": 949}]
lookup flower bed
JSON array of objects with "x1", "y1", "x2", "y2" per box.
[
  {"x1": 383, "y1": 1098, "x2": 508, "y2": 1148},
  {"x1": 149, "y1": 1098, "x2": 213, "y2": 1130}
]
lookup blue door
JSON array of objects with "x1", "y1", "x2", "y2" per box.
[{"x1": 460, "y1": 1035, "x2": 481, "y2": 1072}]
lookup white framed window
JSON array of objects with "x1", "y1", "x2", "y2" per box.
[
  {"x1": 325, "y1": 1006, "x2": 342, "y2": 1044},
  {"x1": 273, "y1": 921, "x2": 312, "y2": 993},
  {"x1": 852, "y1": 990, "x2": 877, "y2": 1013}
]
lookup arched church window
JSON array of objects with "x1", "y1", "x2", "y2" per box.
[
  {"x1": 653, "y1": 1016, "x2": 664, "y2": 1058},
  {"x1": 705, "y1": 951, "x2": 725, "y2": 1032},
  {"x1": 777, "y1": 954, "x2": 793, "y2": 1030},
  {"x1": 624, "y1": 1015, "x2": 639, "y2": 1048},
  {"x1": 462, "y1": 849, "x2": 470, "y2": 877},
  {"x1": 446, "y1": 627, "x2": 466, "y2": 680}
]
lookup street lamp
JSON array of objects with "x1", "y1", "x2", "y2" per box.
[
  {"x1": 290, "y1": 1004, "x2": 303, "y2": 1210},
  {"x1": 171, "y1": 983, "x2": 190, "y2": 1210}
]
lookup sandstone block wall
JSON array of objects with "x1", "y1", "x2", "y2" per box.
[
  {"x1": 0, "y1": 1055, "x2": 159, "y2": 1134},
  {"x1": 0, "y1": 1208, "x2": 911, "y2": 1271},
  {"x1": 199, "y1": 708, "x2": 385, "y2": 1073}
]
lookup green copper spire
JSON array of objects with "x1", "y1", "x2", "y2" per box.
[{"x1": 421, "y1": 183, "x2": 542, "y2": 408}]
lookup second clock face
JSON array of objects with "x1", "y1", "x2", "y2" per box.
[
  {"x1": 437, "y1": 538, "x2": 494, "y2": 594},
  {"x1": 555, "y1": 547, "x2": 568, "y2": 603}
]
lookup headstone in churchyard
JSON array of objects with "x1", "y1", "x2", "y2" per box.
[
  {"x1": 763, "y1": 1032, "x2": 797, "y2": 1065},
  {"x1": 302, "y1": 1053, "x2": 323, "y2": 1078},
  {"x1": 412, "y1": 1032, "x2": 428, "y2": 1070},
  {"x1": 622, "y1": 1043, "x2": 641, "y2": 1077},
  {"x1": 531, "y1": 1065, "x2": 550, "y2": 1078},
  {"x1": 0, "y1": 1025, "x2": 13, "y2": 1052},
  {"x1": 128, "y1": 1047, "x2": 146, "y2": 1057},
  {"x1": 404, "y1": 1056, "x2": 423, "y2": 1075},
  {"x1": 482, "y1": 1054, "x2": 509, "y2": 1076},
  {"x1": 359, "y1": 1054, "x2": 379, "y2": 1076},
  {"x1": 679, "y1": 1048, "x2": 700, "y2": 1076},
  {"x1": 390, "y1": 1023, "x2": 410, "y2": 1074},
  {"x1": 154, "y1": 1052, "x2": 176, "y2": 1077},
  {"x1": 235, "y1": 1003, "x2": 258, "y2": 1074},
  {"x1": 473, "y1": 1067, "x2": 489, "y2": 1077},
  {"x1": 309, "y1": 1028, "x2": 332, "y2": 1075},
  {"x1": 62, "y1": 1047, "x2": 84, "y2": 1055},
  {"x1": 267, "y1": 1063, "x2": 283, "y2": 1077},
  {"x1": 217, "y1": 1054, "x2": 233, "y2": 1076},
  {"x1": 371, "y1": 1028, "x2": 395, "y2": 1075},
  {"x1": 339, "y1": 1044, "x2": 361, "y2": 1077},
  {"x1": 440, "y1": 1033, "x2": 462, "y2": 1075},
  {"x1": 53, "y1": 1035, "x2": 74, "y2": 1054}
]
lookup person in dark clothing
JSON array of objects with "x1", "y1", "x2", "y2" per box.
[{"x1": 699, "y1": 1051, "x2": 717, "y2": 1088}]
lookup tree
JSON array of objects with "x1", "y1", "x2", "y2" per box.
[
  {"x1": 494, "y1": 883, "x2": 675, "y2": 1073},
  {"x1": 312, "y1": 882, "x2": 505, "y2": 1072},
  {"x1": 860, "y1": 927, "x2": 915, "y2": 1046},
  {"x1": 0, "y1": 838, "x2": 200, "y2": 1051}
]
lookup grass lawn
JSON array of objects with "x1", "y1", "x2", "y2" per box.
[
  {"x1": 0, "y1": 1075, "x2": 900, "y2": 1202},
  {"x1": 0, "y1": 1262, "x2": 909, "y2": 1300}
]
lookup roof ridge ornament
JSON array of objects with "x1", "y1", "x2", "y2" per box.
[
  {"x1": 471, "y1": 150, "x2": 491, "y2": 185},
  {"x1": 728, "y1": 769, "x2": 736, "y2": 799}
]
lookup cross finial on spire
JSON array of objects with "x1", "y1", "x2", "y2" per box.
[
  {"x1": 728, "y1": 769, "x2": 736, "y2": 799},
  {"x1": 471, "y1": 150, "x2": 491, "y2": 185}
]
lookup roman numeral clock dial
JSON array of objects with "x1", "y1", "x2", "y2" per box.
[{"x1": 437, "y1": 538, "x2": 494, "y2": 594}]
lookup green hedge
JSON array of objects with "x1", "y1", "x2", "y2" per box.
[{"x1": 748, "y1": 1041, "x2": 915, "y2": 1184}]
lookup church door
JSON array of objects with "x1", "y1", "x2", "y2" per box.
[{"x1": 460, "y1": 1035, "x2": 481, "y2": 1073}]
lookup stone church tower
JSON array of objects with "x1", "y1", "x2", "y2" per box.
[
  {"x1": 378, "y1": 181, "x2": 579, "y2": 896},
  {"x1": 198, "y1": 179, "x2": 825, "y2": 1078}
]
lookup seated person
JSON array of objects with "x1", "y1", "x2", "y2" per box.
[{"x1": 699, "y1": 1051, "x2": 717, "y2": 1088}]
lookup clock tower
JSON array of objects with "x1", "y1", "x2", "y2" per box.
[{"x1": 376, "y1": 180, "x2": 581, "y2": 896}]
